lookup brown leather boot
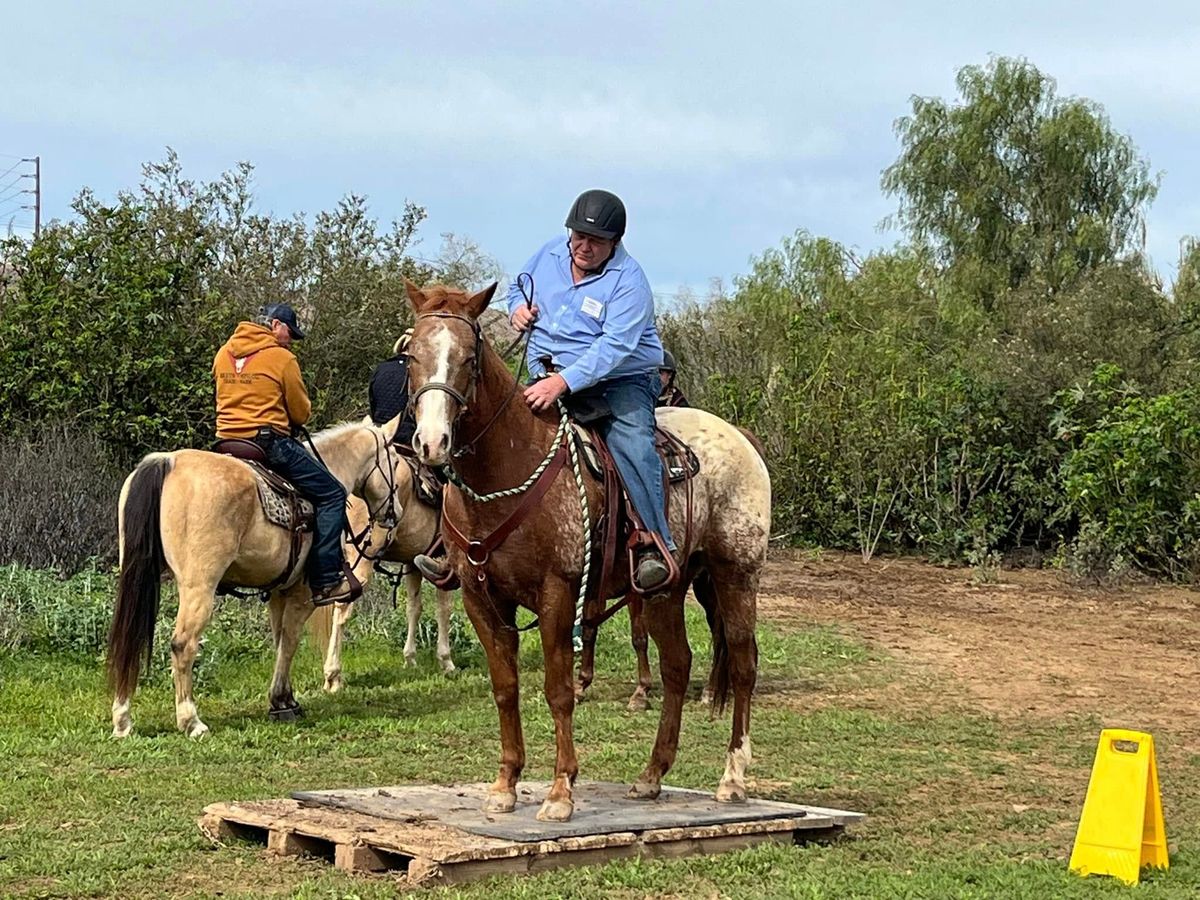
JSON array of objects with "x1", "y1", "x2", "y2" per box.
[
  {"x1": 311, "y1": 571, "x2": 363, "y2": 607},
  {"x1": 413, "y1": 553, "x2": 460, "y2": 590}
]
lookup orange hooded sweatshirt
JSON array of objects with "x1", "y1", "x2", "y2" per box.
[{"x1": 213, "y1": 322, "x2": 313, "y2": 439}]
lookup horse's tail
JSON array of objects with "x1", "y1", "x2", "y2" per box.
[
  {"x1": 736, "y1": 426, "x2": 767, "y2": 463},
  {"x1": 107, "y1": 454, "x2": 172, "y2": 699},
  {"x1": 693, "y1": 569, "x2": 733, "y2": 714},
  {"x1": 308, "y1": 603, "x2": 333, "y2": 659}
]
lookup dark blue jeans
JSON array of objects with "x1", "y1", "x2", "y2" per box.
[
  {"x1": 265, "y1": 435, "x2": 348, "y2": 588},
  {"x1": 594, "y1": 372, "x2": 676, "y2": 551}
]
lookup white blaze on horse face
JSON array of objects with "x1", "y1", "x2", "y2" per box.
[{"x1": 414, "y1": 325, "x2": 457, "y2": 465}]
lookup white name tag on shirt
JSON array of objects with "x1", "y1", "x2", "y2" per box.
[{"x1": 581, "y1": 295, "x2": 604, "y2": 318}]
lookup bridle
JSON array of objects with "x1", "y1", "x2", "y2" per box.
[
  {"x1": 408, "y1": 281, "x2": 534, "y2": 461},
  {"x1": 301, "y1": 424, "x2": 401, "y2": 566}
]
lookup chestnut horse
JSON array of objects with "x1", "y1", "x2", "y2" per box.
[{"x1": 404, "y1": 281, "x2": 770, "y2": 822}]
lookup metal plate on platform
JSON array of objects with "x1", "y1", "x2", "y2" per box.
[{"x1": 292, "y1": 781, "x2": 862, "y2": 841}]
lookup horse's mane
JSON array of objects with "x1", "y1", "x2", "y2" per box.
[{"x1": 310, "y1": 420, "x2": 374, "y2": 447}]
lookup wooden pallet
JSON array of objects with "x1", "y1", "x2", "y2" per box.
[{"x1": 198, "y1": 782, "x2": 862, "y2": 886}]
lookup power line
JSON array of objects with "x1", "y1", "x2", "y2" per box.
[{"x1": 0, "y1": 160, "x2": 25, "y2": 181}]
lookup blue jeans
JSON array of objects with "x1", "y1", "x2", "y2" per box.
[
  {"x1": 594, "y1": 372, "x2": 676, "y2": 552},
  {"x1": 264, "y1": 435, "x2": 348, "y2": 588}
]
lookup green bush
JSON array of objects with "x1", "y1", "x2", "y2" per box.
[{"x1": 1060, "y1": 388, "x2": 1200, "y2": 578}]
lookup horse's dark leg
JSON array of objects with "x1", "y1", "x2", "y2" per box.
[
  {"x1": 268, "y1": 585, "x2": 314, "y2": 721},
  {"x1": 462, "y1": 586, "x2": 524, "y2": 814},
  {"x1": 693, "y1": 571, "x2": 722, "y2": 706},
  {"x1": 627, "y1": 593, "x2": 653, "y2": 712},
  {"x1": 708, "y1": 561, "x2": 759, "y2": 803},
  {"x1": 629, "y1": 585, "x2": 691, "y2": 800},
  {"x1": 536, "y1": 578, "x2": 580, "y2": 821},
  {"x1": 574, "y1": 619, "x2": 598, "y2": 702}
]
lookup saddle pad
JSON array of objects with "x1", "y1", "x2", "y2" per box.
[{"x1": 241, "y1": 461, "x2": 314, "y2": 531}]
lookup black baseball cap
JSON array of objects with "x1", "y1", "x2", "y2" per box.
[{"x1": 261, "y1": 303, "x2": 306, "y2": 340}]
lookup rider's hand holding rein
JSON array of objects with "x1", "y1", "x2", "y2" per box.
[
  {"x1": 524, "y1": 373, "x2": 568, "y2": 413},
  {"x1": 511, "y1": 303, "x2": 539, "y2": 332}
]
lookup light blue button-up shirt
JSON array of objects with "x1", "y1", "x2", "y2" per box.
[{"x1": 506, "y1": 237, "x2": 665, "y2": 393}]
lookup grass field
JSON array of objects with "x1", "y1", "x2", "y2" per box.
[{"x1": 1, "y1": 579, "x2": 1197, "y2": 898}]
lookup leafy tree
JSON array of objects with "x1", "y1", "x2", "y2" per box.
[
  {"x1": 882, "y1": 56, "x2": 1159, "y2": 307},
  {"x1": 0, "y1": 151, "x2": 496, "y2": 459},
  {"x1": 1176, "y1": 237, "x2": 1200, "y2": 315}
]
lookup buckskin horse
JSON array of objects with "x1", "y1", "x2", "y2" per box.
[
  {"x1": 107, "y1": 418, "x2": 405, "y2": 739},
  {"x1": 309, "y1": 486, "x2": 457, "y2": 692},
  {"x1": 403, "y1": 280, "x2": 770, "y2": 822}
]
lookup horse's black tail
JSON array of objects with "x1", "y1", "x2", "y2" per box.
[
  {"x1": 693, "y1": 569, "x2": 732, "y2": 715},
  {"x1": 107, "y1": 454, "x2": 171, "y2": 700}
]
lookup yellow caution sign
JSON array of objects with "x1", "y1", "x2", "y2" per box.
[{"x1": 1069, "y1": 728, "x2": 1168, "y2": 885}]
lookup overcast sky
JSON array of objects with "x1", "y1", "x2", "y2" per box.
[{"x1": 3, "y1": 1, "x2": 1196, "y2": 299}]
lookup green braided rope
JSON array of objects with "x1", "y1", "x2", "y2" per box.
[
  {"x1": 442, "y1": 403, "x2": 591, "y2": 651},
  {"x1": 445, "y1": 410, "x2": 570, "y2": 502}
]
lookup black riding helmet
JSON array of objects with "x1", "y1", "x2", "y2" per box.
[
  {"x1": 659, "y1": 350, "x2": 678, "y2": 373},
  {"x1": 565, "y1": 189, "x2": 626, "y2": 241}
]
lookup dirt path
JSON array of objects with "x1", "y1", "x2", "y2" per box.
[{"x1": 758, "y1": 550, "x2": 1200, "y2": 739}]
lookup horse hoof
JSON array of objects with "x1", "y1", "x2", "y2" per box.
[
  {"x1": 186, "y1": 720, "x2": 210, "y2": 739},
  {"x1": 483, "y1": 791, "x2": 516, "y2": 814},
  {"x1": 715, "y1": 781, "x2": 747, "y2": 803},
  {"x1": 627, "y1": 780, "x2": 661, "y2": 801},
  {"x1": 324, "y1": 674, "x2": 343, "y2": 694},
  {"x1": 112, "y1": 724, "x2": 132, "y2": 739},
  {"x1": 699, "y1": 689, "x2": 713, "y2": 707},
  {"x1": 404, "y1": 654, "x2": 417, "y2": 668},
  {"x1": 627, "y1": 692, "x2": 650, "y2": 713},
  {"x1": 536, "y1": 798, "x2": 574, "y2": 822},
  {"x1": 574, "y1": 685, "x2": 588, "y2": 703},
  {"x1": 269, "y1": 704, "x2": 304, "y2": 722},
  {"x1": 439, "y1": 658, "x2": 457, "y2": 674}
]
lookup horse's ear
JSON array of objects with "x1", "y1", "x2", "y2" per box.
[
  {"x1": 466, "y1": 282, "x2": 498, "y2": 320},
  {"x1": 404, "y1": 278, "x2": 427, "y2": 313},
  {"x1": 379, "y1": 412, "x2": 405, "y2": 445}
]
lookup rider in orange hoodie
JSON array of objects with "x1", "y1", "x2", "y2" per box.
[{"x1": 213, "y1": 304, "x2": 356, "y2": 605}]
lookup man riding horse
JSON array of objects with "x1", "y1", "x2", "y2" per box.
[
  {"x1": 212, "y1": 303, "x2": 359, "y2": 605},
  {"x1": 414, "y1": 189, "x2": 675, "y2": 592},
  {"x1": 657, "y1": 349, "x2": 689, "y2": 408}
]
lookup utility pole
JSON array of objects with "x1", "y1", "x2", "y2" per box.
[{"x1": 22, "y1": 156, "x2": 40, "y2": 239}]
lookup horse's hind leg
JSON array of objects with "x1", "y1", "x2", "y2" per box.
[
  {"x1": 707, "y1": 562, "x2": 759, "y2": 803},
  {"x1": 574, "y1": 619, "x2": 597, "y2": 702},
  {"x1": 433, "y1": 585, "x2": 456, "y2": 673},
  {"x1": 627, "y1": 594, "x2": 653, "y2": 712},
  {"x1": 268, "y1": 585, "x2": 314, "y2": 720},
  {"x1": 171, "y1": 579, "x2": 218, "y2": 738},
  {"x1": 693, "y1": 571, "x2": 722, "y2": 706},
  {"x1": 629, "y1": 586, "x2": 691, "y2": 800},
  {"x1": 322, "y1": 601, "x2": 355, "y2": 693},
  {"x1": 403, "y1": 571, "x2": 423, "y2": 667}
]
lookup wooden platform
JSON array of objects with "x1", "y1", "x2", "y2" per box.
[{"x1": 199, "y1": 781, "x2": 863, "y2": 886}]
